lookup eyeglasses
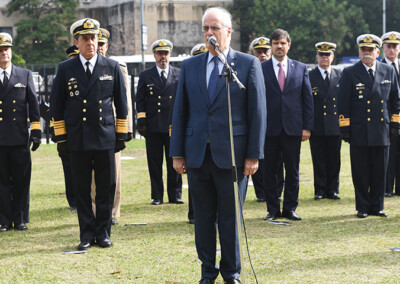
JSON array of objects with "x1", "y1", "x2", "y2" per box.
[
  {"x1": 318, "y1": 52, "x2": 332, "y2": 57},
  {"x1": 202, "y1": 25, "x2": 223, "y2": 32}
]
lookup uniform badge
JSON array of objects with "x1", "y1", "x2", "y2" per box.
[
  {"x1": 381, "y1": 80, "x2": 391, "y2": 85},
  {"x1": 356, "y1": 82, "x2": 365, "y2": 90},
  {"x1": 75, "y1": 90, "x2": 79, "y2": 96},
  {"x1": 14, "y1": 83, "x2": 26, "y2": 88},
  {"x1": 312, "y1": 87, "x2": 318, "y2": 95},
  {"x1": 99, "y1": 74, "x2": 113, "y2": 81},
  {"x1": 70, "y1": 92, "x2": 74, "y2": 97}
]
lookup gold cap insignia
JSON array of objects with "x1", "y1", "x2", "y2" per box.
[
  {"x1": 200, "y1": 46, "x2": 207, "y2": 52},
  {"x1": 159, "y1": 41, "x2": 167, "y2": 47},
  {"x1": 389, "y1": 34, "x2": 397, "y2": 40},
  {"x1": 0, "y1": 36, "x2": 4, "y2": 45},
  {"x1": 364, "y1": 36, "x2": 373, "y2": 43},
  {"x1": 321, "y1": 44, "x2": 330, "y2": 51},
  {"x1": 84, "y1": 20, "x2": 94, "y2": 29},
  {"x1": 259, "y1": 38, "x2": 267, "y2": 45}
]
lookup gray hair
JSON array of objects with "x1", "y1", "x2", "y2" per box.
[{"x1": 202, "y1": 7, "x2": 232, "y2": 29}]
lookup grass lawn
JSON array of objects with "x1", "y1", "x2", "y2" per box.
[{"x1": 1, "y1": 139, "x2": 400, "y2": 283}]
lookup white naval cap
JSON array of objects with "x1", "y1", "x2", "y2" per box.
[
  {"x1": 190, "y1": 43, "x2": 208, "y2": 56},
  {"x1": 70, "y1": 18, "x2": 100, "y2": 36},
  {"x1": 357, "y1": 34, "x2": 382, "y2": 48}
]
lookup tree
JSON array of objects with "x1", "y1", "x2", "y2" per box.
[
  {"x1": 230, "y1": 0, "x2": 368, "y2": 62},
  {"x1": 7, "y1": 0, "x2": 78, "y2": 64}
]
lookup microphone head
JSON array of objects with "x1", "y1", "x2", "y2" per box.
[{"x1": 208, "y1": 36, "x2": 218, "y2": 46}]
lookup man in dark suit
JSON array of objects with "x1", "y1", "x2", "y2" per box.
[
  {"x1": 136, "y1": 39, "x2": 182, "y2": 205},
  {"x1": 0, "y1": 33, "x2": 41, "y2": 232},
  {"x1": 51, "y1": 18, "x2": 128, "y2": 249},
  {"x1": 309, "y1": 42, "x2": 342, "y2": 200},
  {"x1": 250, "y1": 36, "x2": 285, "y2": 202},
  {"x1": 170, "y1": 7, "x2": 266, "y2": 284},
  {"x1": 381, "y1": 31, "x2": 400, "y2": 198},
  {"x1": 262, "y1": 29, "x2": 314, "y2": 221},
  {"x1": 338, "y1": 34, "x2": 400, "y2": 218}
]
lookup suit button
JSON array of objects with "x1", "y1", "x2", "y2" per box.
[
  {"x1": 158, "y1": 103, "x2": 161, "y2": 106},
  {"x1": 99, "y1": 109, "x2": 102, "y2": 112},
  {"x1": 381, "y1": 118, "x2": 384, "y2": 122},
  {"x1": 367, "y1": 109, "x2": 370, "y2": 112},
  {"x1": 0, "y1": 101, "x2": 2, "y2": 104},
  {"x1": 169, "y1": 96, "x2": 172, "y2": 99},
  {"x1": 324, "y1": 112, "x2": 327, "y2": 116},
  {"x1": 83, "y1": 117, "x2": 86, "y2": 121},
  {"x1": 367, "y1": 118, "x2": 371, "y2": 121},
  {"x1": 334, "y1": 112, "x2": 337, "y2": 115},
  {"x1": 13, "y1": 118, "x2": 16, "y2": 121},
  {"x1": 0, "y1": 118, "x2": 2, "y2": 121},
  {"x1": 83, "y1": 100, "x2": 87, "y2": 103},
  {"x1": 333, "y1": 98, "x2": 336, "y2": 101},
  {"x1": 13, "y1": 100, "x2": 16, "y2": 104},
  {"x1": 323, "y1": 106, "x2": 326, "y2": 108},
  {"x1": 150, "y1": 92, "x2": 153, "y2": 95},
  {"x1": 158, "y1": 109, "x2": 161, "y2": 112},
  {"x1": 334, "y1": 105, "x2": 336, "y2": 108},
  {"x1": 13, "y1": 109, "x2": 16, "y2": 112},
  {"x1": 99, "y1": 100, "x2": 102, "y2": 104},
  {"x1": 0, "y1": 109, "x2": 2, "y2": 112},
  {"x1": 83, "y1": 109, "x2": 86, "y2": 112},
  {"x1": 158, "y1": 96, "x2": 161, "y2": 99},
  {"x1": 381, "y1": 109, "x2": 384, "y2": 112},
  {"x1": 99, "y1": 117, "x2": 103, "y2": 121},
  {"x1": 381, "y1": 100, "x2": 384, "y2": 103},
  {"x1": 367, "y1": 100, "x2": 370, "y2": 104}
]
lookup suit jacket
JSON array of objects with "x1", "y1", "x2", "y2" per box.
[
  {"x1": 0, "y1": 64, "x2": 41, "y2": 146},
  {"x1": 170, "y1": 48, "x2": 266, "y2": 169},
  {"x1": 51, "y1": 55, "x2": 128, "y2": 151},
  {"x1": 338, "y1": 60, "x2": 400, "y2": 146},
  {"x1": 309, "y1": 67, "x2": 342, "y2": 136},
  {"x1": 262, "y1": 57, "x2": 314, "y2": 137},
  {"x1": 136, "y1": 65, "x2": 180, "y2": 133}
]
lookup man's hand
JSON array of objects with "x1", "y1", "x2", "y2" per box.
[
  {"x1": 244, "y1": 158, "x2": 259, "y2": 176},
  {"x1": 29, "y1": 136, "x2": 41, "y2": 152},
  {"x1": 173, "y1": 157, "x2": 187, "y2": 175},
  {"x1": 57, "y1": 141, "x2": 69, "y2": 155},
  {"x1": 115, "y1": 140, "x2": 126, "y2": 153},
  {"x1": 138, "y1": 125, "x2": 147, "y2": 137},
  {"x1": 390, "y1": 125, "x2": 400, "y2": 137},
  {"x1": 302, "y1": 129, "x2": 311, "y2": 141},
  {"x1": 126, "y1": 132, "x2": 133, "y2": 142}
]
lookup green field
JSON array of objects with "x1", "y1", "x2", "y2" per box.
[{"x1": 1, "y1": 139, "x2": 400, "y2": 283}]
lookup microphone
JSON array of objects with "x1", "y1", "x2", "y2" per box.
[{"x1": 208, "y1": 36, "x2": 220, "y2": 49}]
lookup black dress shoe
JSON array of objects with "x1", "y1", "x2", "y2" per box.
[
  {"x1": 314, "y1": 195, "x2": 324, "y2": 200},
  {"x1": 282, "y1": 211, "x2": 302, "y2": 221},
  {"x1": 97, "y1": 238, "x2": 113, "y2": 248},
  {"x1": 225, "y1": 277, "x2": 241, "y2": 284},
  {"x1": 369, "y1": 211, "x2": 388, "y2": 217},
  {"x1": 15, "y1": 223, "x2": 28, "y2": 231},
  {"x1": 170, "y1": 199, "x2": 184, "y2": 204},
  {"x1": 0, "y1": 224, "x2": 12, "y2": 232},
  {"x1": 256, "y1": 198, "x2": 266, "y2": 202},
  {"x1": 151, "y1": 200, "x2": 163, "y2": 205},
  {"x1": 385, "y1": 193, "x2": 394, "y2": 198},
  {"x1": 189, "y1": 218, "x2": 195, "y2": 224},
  {"x1": 199, "y1": 278, "x2": 215, "y2": 284},
  {"x1": 326, "y1": 193, "x2": 341, "y2": 200},
  {"x1": 78, "y1": 240, "x2": 94, "y2": 251},
  {"x1": 264, "y1": 212, "x2": 280, "y2": 221},
  {"x1": 356, "y1": 212, "x2": 368, "y2": 218},
  {"x1": 111, "y1": 218, "x2": 119, "y2": 225}
]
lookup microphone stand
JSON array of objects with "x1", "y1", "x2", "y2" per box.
[{"x1": 213, "y1": 44, "x2": 246, "y2": 283}]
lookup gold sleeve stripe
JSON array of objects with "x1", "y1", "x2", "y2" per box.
[
  {"x1": 169, "y1": 124, "x2": 172, "y2": 137},
  {"x1": 53, "y1": 120, "x2": 67, "y2": 136},
  {"x1": 339, "y1": 115, "x2": 350, "y2": 127},
  {"x1": 137, "y1": 112, "x2": 146, "y2": 119},
  {"x1": 31, "y1": 121, "x2": 41, "y2": 130},
  {"x1": 391, "y1": 113, "x2": 400, "y2": 123},
  {"x1": 116, "y1": 118, "x2": 128, "y2": 133}
]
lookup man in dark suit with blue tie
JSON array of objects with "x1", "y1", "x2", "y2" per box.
[
  {"x1": 309, "y1": 42, "x2": 342, "y2": 200},
  {"x1": 338, "y1": 34, "x2": 400, "y2": 218},
  {"x1": 262, "y1": 29, "x2": 314, "y2": 221},
  {"x1": 136, "y1": 39, "x2": 183, "y2": 206},
  {"x1": 170, "y1": 7, "x2": 266, "y2": 284},
  {"x1": 381, "y1": 31, "x2": 400, "y2": 198},
  {"x1": 51, "y1": 18, "x2": 128, "y2": 249},
  {"x1": 0, "y1": 33, "x2": 41, "y2": 232}
]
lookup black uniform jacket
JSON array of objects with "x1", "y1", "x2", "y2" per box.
[
  {"x1": 309, "y1": 67, "x2": 342, "y2": 136},
  {"x1": 136, "y1": 65, "x2": 180, "y2": 133},
  {"x1": 338, "y1": 60, "x2": 400, "y2": 146},
  {"x1": 0, "y1": 64, "x2": 41, "y2": 146},
  {"x1": 51, "y1": 55, "x2": 128, "y2": 151}
]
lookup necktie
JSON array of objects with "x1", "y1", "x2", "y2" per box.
[
  {"x1": 392, "y1": 62, "x2": 399, "y2": 78},
  {"x1": 208, "y1": 56, "x2": 220, "y2": 103},
  {"x1": 368, "y1": 68, "x2": 374, "y2": 81},
  {"x1": 324, "y1": 70, "x2": 330, "y2": 87},
  {"x1": 2, "y1": 71, "x2": 8, "y2": 89},
  {"x1": 161, "y1": 70, "x2": 167, "y2": 85},
  {"x1": 278, "y1": 62, "x2": 285, "y2": 92},
  {"x1": 85, "y1": 61, "x2": 91, "y2": 80}
]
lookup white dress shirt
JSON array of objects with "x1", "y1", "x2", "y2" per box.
[{"x1": 271, "y1": 55, "x2": 288, "y2": 80}]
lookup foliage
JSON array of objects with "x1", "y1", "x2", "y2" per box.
[
  {"x1": 230, "y1": 0, "x2": 369, "y2": 62},
  {"x1": 7, "y1": 0, "x2": 78, "y2": 64},
  {"x1": 11, "y1": 51, "x2": 26, "y2": 67}
]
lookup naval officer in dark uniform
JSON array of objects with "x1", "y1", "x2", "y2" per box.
[
  {"x1": 381, "y1": 31, "x2": 400, "y2": 197},
  {"x1": 51, "y1": 18, "x2": 128, "y2": 250},
  {"x1": 0, "y1": 32, "x2": 41, "y2": 232},
  {"x1": 136, "y1": 39, "x2": 183, "y2": 205},
  {"x1": 338, "y1": 34, "x2": 400, "y2": 218},
  {"x1": 309, "y1": 42, "x2": 342, "y2": 200}
]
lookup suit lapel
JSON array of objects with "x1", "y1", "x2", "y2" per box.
[
  {"x1": 354, "y1": 61, "x2": 373, "y2": 89},
  {"x1": 313, "y1": 67, "x2": 328, "y2": 95},
  {"x1": 198, "y1": 52, "x2": 209, "y2": 108},
  {"x1": 72, "y1": 56, "x2": 88, "y2": 88},
  {"x1": 87, "y1": 54, "x2": 104, "y2": 90},
  {"x1": 266, "y1": 59, "x2": 280, "y2": 92},
  {"x1": 325, "y1": 68, "x2": 339, "y2": 98},
  {"x1": 369, "y1": 61, "x2": 384, "y2": 98},
  {"x1": 284, "y1": 58, "x2": 295, "y2": 91},
  {"x1": 1, "y1": 65, "x2": 18, "y2": 99}
]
